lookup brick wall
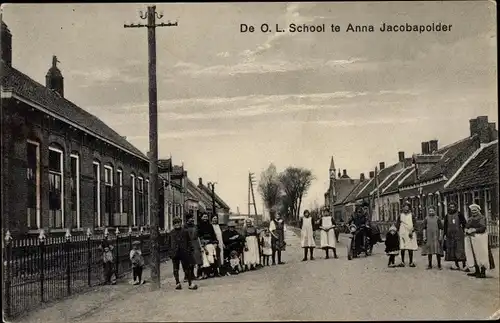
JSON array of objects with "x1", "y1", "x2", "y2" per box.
[{"x1": 3, "y1": 100, "x2": 149, "y2": 237}]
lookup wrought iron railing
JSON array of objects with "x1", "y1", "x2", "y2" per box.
[{"x1": 2, "y1": 227, "x2": 168, "y2": 319}]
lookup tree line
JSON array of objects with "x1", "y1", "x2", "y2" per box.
[{"x1": 257, "y1": 164, "x2": 315, "y2": 225}]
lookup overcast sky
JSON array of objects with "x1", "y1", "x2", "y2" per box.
[{"x1": 3, "y1": 2, "x2": 497, "y2": 213}]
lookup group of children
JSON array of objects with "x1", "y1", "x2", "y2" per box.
[{"x1": 100, "y1": 240, "x2": 146, "y2": 286}]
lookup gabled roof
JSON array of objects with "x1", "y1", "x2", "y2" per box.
[
  {"x1": 356, "y1": 162, "x2": 402, "y2": 199},
  {"x1": 381, "y1": 166, "x2": 415, "y2": 195},
  {"x1": 333, "y1": 179, "x2": 360, "y2": 205},
  {"x1": 344, "y1": 180, "x2": 371, "y2": 204},
  {"x1": 444, "y1": 140, "x2": 498, "y2": 191},
  {"x1": 1, "y1": 62, "x2": 147, "y2": 160},
  {"x1": 198, "y1": 183, "x2": 231, "y2": 210},
  {"x1": 185, "y1": 178, "x2": 211, "y2": 206},
  {"x1": 400, "y1": 136, "x2": 478, "y2": 187}
]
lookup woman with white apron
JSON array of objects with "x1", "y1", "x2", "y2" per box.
[
  {"x1": 318, "y1": 207, "x2": 338, "y2": 259},
  {"x1": 396, "y1": 200, "x2": 418, "y2": 267},
  {"x1": 243, "y1": 218, "x2": 260, "y2": 270},
  {"x1": 197, "y1": 213, "x2": 218, "y2": 279},
  {"x1": 464, "y1": 204, "x2": 495, "y2": 278},
  {"x1": 300, "y1": 209, "x2": 316, "y2": 261}
]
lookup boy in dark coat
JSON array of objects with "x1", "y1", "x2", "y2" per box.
[
  {"x1": 385, "y1": 224, "x2": 400, "y2": 267},
  {"x1": 167, "y1": 217, "x2": 198, "y2": 290}
]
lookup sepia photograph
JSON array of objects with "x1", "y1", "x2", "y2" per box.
[{"x1": 1, "y1": 1, "x2": 498, "y2": 322}]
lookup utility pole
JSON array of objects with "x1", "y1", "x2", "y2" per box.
[
  {"x1": 248, "y1": 172, "x2": 258, "y2": 217},
  {"x1": 124, "y1": 5, "x2": 177, "y2": 291}
]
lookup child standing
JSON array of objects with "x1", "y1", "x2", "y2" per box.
[
  {"x1": 260, "y1": 229, "x2": 272, "y2": 266},
  {"x1": 102, "y1": 243, "x2": 116, "y2": 285},
  {"x1": 130, "y1": 241, "x2": 145, "y2": 285},
  {"x1": 385, "y1": 224, "x2": 400, "y2": 267},
  {"x1": 422, "y1": 206, "x2": 444, "y2": 270}
]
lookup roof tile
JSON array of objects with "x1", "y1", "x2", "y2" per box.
[{"x1": 1, "y1": 63, "x2": 146, "y2": 159}]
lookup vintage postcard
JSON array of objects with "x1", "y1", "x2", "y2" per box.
[{"x1": 1, "y1": 1, "x2": 498, "y2": 322}]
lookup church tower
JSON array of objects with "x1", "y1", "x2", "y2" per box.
[{"x1": 329, "y1": 156, "x2": 336, "y2": 215}]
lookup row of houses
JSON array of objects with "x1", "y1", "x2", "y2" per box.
[
  {"x1": 325, "y1": 115, "x2": 498, "y2": 224},
  {"x1": 1, "y1": 20, "x2": 231, "y2": 237}
]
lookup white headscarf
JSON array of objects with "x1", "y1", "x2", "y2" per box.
[
  {"x1": 468, "y1": 204, "x2": 481, "y2": 213},
  {"x1": 389, "y1": 224, "x2": 397, "y2": 232}
]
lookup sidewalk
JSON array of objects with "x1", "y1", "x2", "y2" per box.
[{"x1": 15, "y1": 260, "x2": 176, "y2": 323}]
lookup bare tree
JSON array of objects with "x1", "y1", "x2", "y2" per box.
[
  {"x1": 279, "y1": 167, "x2": 315, "y2": 224},
  {"x1": 258, "y1": 163, "x2": 282, "y2": 215}
]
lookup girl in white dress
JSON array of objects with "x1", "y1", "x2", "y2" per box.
[
  {"x1": 396, "y1": 201, "x2": 418, "y2": 267},
  {"x1": 260, "y1": 229, "x2": 273, "y2": 266},
  {"x1": 317, "y1": 207, "x2": 338, "y2": 259},
  {"x1": 300, "y1": 210, "x2": 316, "y2": 261},
  {"x1": 243, "y1": 218, "x2": 260, "y2": 270}
]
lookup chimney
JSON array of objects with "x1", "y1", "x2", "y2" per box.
[
  {"x1": 421, "y1": 141, "x2": 430, "y2": 154},
  {"x1": 45, "y1": 55, "x2": 64, "y2": 97},
  {"x1": 369, "y1": 171, "x2": 375, "y2": 179},
  {"x1": 342, "y1": 169, "x2": 347, "y2": 177},
  {"x1": 429, "y1": 140, "x2": 438, "y2": 153},
  {"x1": 470, "y1": 116, "x2": 491, "y2": 144},
  {"x1": 198, "y1": 177, "x2": 203, "y2": 186},
  {"x1": 360, "y1": 173, "x2": 365, "y2": 182},
  {"x1": 489, "y1": 122, "x2": 498, "y2": 141},
  {"x1": 398, "y1": 151, "x2": 405, "y2": 162},
  {"x1": 1, "y1": 21, "x2": 12, "y2": 66},
  {"x1": 337, "y1": 171, "x2": 341, "y2": 178},
  {"x1": 379, "y1": 162, "x2": 385, "y2": 170}
]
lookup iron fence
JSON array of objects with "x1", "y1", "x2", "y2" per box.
[{"x1": 2, "y1": 228, "x2": 169, "y2": 319}]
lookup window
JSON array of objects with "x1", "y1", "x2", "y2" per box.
[
  {"x1": 104, "y1": 165, "x2": 113, "y2": 227},
  {"x1": 131, "y1": 174, "x2": 136, "y2": 226},
  {"x1": 168, "y1": 202, "x2": 172, "y2": 231},
  {"x1": 146, "y1": 179, "x2": 150, "y2": 225},
  {"x1": 27, "y1": 140, "x2": 40, "y2": 229},
  {"x1": 473, "y1": 190, "x2": 480, "y2": 205},
  {"x1": 70, "y1": 154, "x2": 80, "y2": 228},
  {"x1": 137, "y1": 177, "x2": 144, "y2": 226},
  {"x1": 485, "y1": 189, "x2": 492, "y2": 220},
  {"x1": 93, "y1": 161, "x2": 101, "y2": 227},
  {"x1": 49, "y1": 147, "x2": 64, "y2": 228},
  {"x1": 116, "y1": 169, "x2": 127, "y2": 226}
]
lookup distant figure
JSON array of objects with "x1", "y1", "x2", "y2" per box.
[
  {"x1": 385, "y1": 225, "x2": 400, "y2": 268},
  {"x1": 421, "y1": 206, "x2": 444, "y2": 270},
  {"x1": 300, "y1": 209, "x2": 316, "y2": 261}
]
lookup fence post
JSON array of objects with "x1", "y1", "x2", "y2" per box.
[
  {"x1": 87, "y1": 228, "x2": 92, "y2": 286},
  {"x1": 4, "y1": 230, "x2": 13, "y2": 319},
  {"x1": 115, "y1": 227, "x2": 120, "y2": 278},
  {"x1": 39, "y1": 229, "x2": 46, "y2": 303},
  {"x1": 65, "y1": 229, "x2": 71, "y2": 296}
]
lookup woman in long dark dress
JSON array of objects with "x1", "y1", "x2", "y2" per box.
[
  {"x1": 443, "y1": 201, "x2": 467, "y2": 271},
  {"x1": 184, "y1": 215, "x2": 203, "y2": 280},
  {"x1": 270, "y1": 212, "x2": 286, "y2": 265}
]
